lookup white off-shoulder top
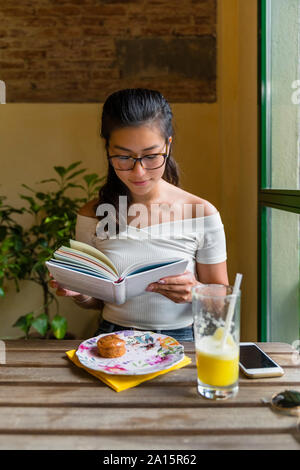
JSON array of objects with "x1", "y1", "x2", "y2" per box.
[{"x1": 75, "y1": 212, "x2": 227, "y2": 330}]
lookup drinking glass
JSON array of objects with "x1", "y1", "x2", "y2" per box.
[{"x1": 192, "y1": 284, "x2": 241, "y2": 400}]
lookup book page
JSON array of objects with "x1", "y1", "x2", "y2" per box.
[
  {"x1": 124, "y1": 259, "x2": 189, "y2": 299},
  {"x1": 48, "y1": 259, "x2": 117, "y2": 280},
  {"x1": 55, "y1": 247, "x2": 118, "y2": 278},
  {"x1": 121, "y1": 258, "x2": 185, "y2": 278},
  {"x1": 69, "y1": 239, "x2": 118, "y2": 274}
]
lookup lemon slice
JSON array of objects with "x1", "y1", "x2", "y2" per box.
[{"x1": 213, "y1": 327, "x2": 235, "y2": 346}]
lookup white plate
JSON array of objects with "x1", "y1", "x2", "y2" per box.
[{"x1": 76, "y1": 330, "x2": 185, "y2": 375}]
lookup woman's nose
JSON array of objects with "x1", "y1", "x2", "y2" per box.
[{"x1": 131, "y1": 159, "x2": 146, "y2": 175}]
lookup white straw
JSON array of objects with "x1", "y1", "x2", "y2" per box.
[{"x1": 221, "y1": 273, "x2": 243, "y2": 350}]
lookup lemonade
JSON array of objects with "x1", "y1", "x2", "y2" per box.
[
  {"x1": 196, "y1": 327, "x2": 239, "y2": 387},
  {"x1": 192, "y1": 283, "x2": 241, "y2": 399}
]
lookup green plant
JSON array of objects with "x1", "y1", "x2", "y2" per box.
[{"x1": 0, "y1": 161, "x2": 104, "y2": 339}]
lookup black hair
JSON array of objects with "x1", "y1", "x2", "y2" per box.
[{"x1": 96, "y1": 88, "x2": 180, "y2": 230}]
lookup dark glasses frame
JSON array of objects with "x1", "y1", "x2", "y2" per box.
[{"x1": 107, "y1": 140, "x2": 170, "y2": 171}]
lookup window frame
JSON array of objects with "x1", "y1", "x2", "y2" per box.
[{"x1": 258, "y1": 0, "x2": 300, "y2": 341}]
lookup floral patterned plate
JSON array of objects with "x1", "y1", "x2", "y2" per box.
[{"x1": 76, "y1": 330, "x2": 185, "y2": 375}]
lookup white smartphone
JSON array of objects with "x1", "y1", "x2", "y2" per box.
[{"x1": 239, "y1": 342, "x2": 284, "y2": 378}]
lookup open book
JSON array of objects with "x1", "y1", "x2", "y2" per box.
[{"x1": 46, "y1": 240, "x2": 188, "y2": 305}]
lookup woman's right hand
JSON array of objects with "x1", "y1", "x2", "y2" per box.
[
  {"x1": 49, "y1": 275, "x2": 102, "y2": 309},
  {"x1": 49, "y1": 276, "x2": 82, "y2": 298}
]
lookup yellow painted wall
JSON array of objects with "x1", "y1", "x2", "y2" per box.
[
  {"x1": 217, "y1": 0, "x2": 258, "y2": 341},
  {"x1": 0, "y1": 0, "x2": 257, "y2": 340}
]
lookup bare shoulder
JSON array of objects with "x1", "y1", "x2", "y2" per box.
[
  {"x1": 78, "y1": 198, "x2": 98, "y2": 218},
  {"x1": 190, "y1": 195, "x2": 218, "y2": 217},
  {"x1": 171, "y1": 187, "x2": 218, "y2": 217}
]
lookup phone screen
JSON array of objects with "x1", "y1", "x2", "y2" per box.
[{"x1": 239, "y1": 344, "x2": 278, "y2": 369}]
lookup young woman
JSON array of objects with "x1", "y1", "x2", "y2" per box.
[{"x1": 50, "y1": 88, "x2": 228, "y2": 342}]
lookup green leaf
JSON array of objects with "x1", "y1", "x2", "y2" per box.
[
  {"x1": 51, "y1": 314, "x2": 67, "y2": 339},
  {"x1": 13, "y1": 313, "x2": 34, "y2": 335},
  {"x1": 35, "y1": 192, "x2": 46, "y2": 201},
  {"x1": 64, "y1": 183, "x2": 85, "y2": 191},
  {"x1": 39, "y1": 178, "x2": 59, "y2": 184},
  {"x1": 0, "y1": 226, "x2": 7, "y2": 241},
  {"x1": 21, "y1": 183, "x2": 35, "y2": 193},
  {"x1": 32, "y1": 313, "x2": 49, "y2": 337},
  {"x1": 44, "y1": 216, "x2": 60, "y2": 223},
  {"x1": 19, "y1": 195, "x2": 40, "y2": 213},
  {"x1": 19, "y1": 194, "x2": 34, "y2": 204},
  {"x1": 66, "y1": 169, "x2": 86, "y2": 181},
  {"x1": 54, "y1": 166, "x2": 67, "y2": 178},
  {"x1": 66, "y1": 161, "x2": 82, "y2": 173},
  {"x1": 83, "y1": 173, "x2": 98, "y2": 186},
  {"x1": 0, "y1": 287, "x2": 5, "y2": 297}
]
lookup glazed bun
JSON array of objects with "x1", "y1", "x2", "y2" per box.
[{"x1": 97, "y1": 334, "x2": 126, "y2": 358}]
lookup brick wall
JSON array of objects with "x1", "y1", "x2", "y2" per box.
[{"x1": 0, "y1": 0, "x2": 216, "y2": 103}]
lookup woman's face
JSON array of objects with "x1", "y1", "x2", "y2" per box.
[{"x1": 107, "y1": 125, "x2": 171, "y2": 200}]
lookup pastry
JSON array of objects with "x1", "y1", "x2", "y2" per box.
[{"x1": 97, "y1": 334, "x2": 126, "y2": 358}]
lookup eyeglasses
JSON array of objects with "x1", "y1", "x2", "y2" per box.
[
  {"x1": 107, "y1": 141, "x2": 170, "y2": 171},
  {"x1": 262, "y1": 390, "x2": 300, "y2": 416}
]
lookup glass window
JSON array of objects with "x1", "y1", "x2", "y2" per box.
[
  {"x1": 260, "y1": 0, "x2": 300, "y2": 345},
  {"x1": 264, "y1": 0, "x2": 300, "y2": 190},
  {"x1": 264, "y1": 208, "x2": 300, "y2": 343}
]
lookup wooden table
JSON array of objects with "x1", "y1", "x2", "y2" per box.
[{"x1": 0, "y1": 340, "x2": 299, "y2": 450}]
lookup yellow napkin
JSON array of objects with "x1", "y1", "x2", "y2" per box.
[{"x1": 66, "y1": 349, "x2": 191, "y2": 392}]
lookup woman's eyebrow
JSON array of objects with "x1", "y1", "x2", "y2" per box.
[{"x1": 113, "y1": 144, "x2": 160, "y2": 152}]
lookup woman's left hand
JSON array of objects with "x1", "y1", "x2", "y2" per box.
[{"x1": 145, "y1": 271, "x2": 200, "y2": 303}]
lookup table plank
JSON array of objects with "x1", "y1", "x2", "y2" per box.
[
  {"x1": 3, "y1": 350, "x2": 298, "y2": 368},
  {"x1": 3, "y1": 340, "x2": 83, "y2": 351},
  {"x1": 4, "y1": 351, "x2": 74, "y2": 367},
  {"x1": 0, "y1": 384, "x2": 299, "y2": 407},
  {"x1": 256, "y1": 342, "x2": 296, "y2": 353},
  {"x1": 0, "y1": 433, "x2": 299, "y2": 450},
  {"x1": 1, "y1": 364, "x2": 299, "y2": 385},
  {"x1": 0, "y1": 406, "x2": 299, "y2": 435}
]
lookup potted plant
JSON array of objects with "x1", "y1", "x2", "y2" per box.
[{"x1": 0, "y1": 161, "x2": 104, "y2": 339}]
